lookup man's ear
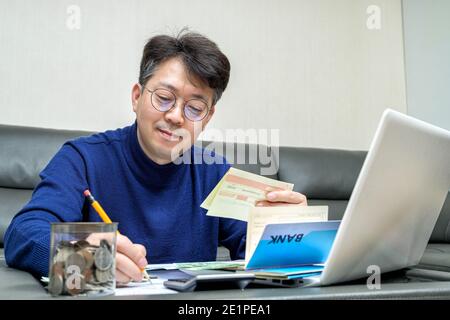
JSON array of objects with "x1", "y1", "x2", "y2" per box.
[{"x1": 131, "y1": 83, "x2": 142, "y2": 112}]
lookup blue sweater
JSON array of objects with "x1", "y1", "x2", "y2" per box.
[{"x1": 4, "y1": 122, "x2": 246, "y2": 277}]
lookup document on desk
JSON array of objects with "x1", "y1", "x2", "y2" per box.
[
  {"x1": 175, "y1": 260, "x2": 246, "y2": 270},
  {"x1": 201, "y1": 168, "x2": 294, "y2": 221},
  {"x1": 146, "y1": 261, "x2": 246, "y2": 271},
  {"x1": 245, "y1": 205, "x2": 329, "y2": 264},
  {"x1": 114, "y1": 278, "x2": 177, "y2": 296}
]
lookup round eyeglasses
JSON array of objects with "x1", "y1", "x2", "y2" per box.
[{"x1": 143, "y1": 87, "x2": 210, "y2": 122}]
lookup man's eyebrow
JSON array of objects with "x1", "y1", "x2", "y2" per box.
[
  {"x1": 157, "y1": 82, "x2": 178, "y2": 92},
  {"x1": 157, "y1": 81, "x2": 209, "y2": 103}
]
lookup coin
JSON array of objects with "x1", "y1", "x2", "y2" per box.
[
  {"x1": 100, "y1": 239, "x2": 112, "y2": 251},
  {"x1": 48, "y1": 273, "x2": 64, "y2": 296},
  {"x1": 94, "y1": 247, "x2": 113, "y2": 271},
  {"x1": 65, "y1": 252, "x2": 86, "y2": 275},
  {"x1": 79, "y1": 248, "x2": 94, "y2": 270},
  {"x1": 57, "y1": 240, "x2": 74, "y2": 249},
  {"x1": 95, "y1": 269, "x2": 113, "y2": 283},
  {"x1": 54, "y1": 246, "x2": 74, "y2": 265},
  {"x1": 82, "y1": 268, "x2": 93, "y2": 283},
  {"x1": 52, "y1": 261, "x2": 65, "y2": 277},
  {"x1": 66, "y1": 274, "x2": 86, "y2": 296},
  {"x1": 74, "y1": 239, "x2": 90, "y2": 251}
]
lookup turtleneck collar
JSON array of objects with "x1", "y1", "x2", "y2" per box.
[{"x1": 122, "y1": 121, "x2": 188, "y2": 188}]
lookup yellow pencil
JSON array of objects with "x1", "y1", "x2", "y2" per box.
[{"x1": 83, "y1": 189, "x2": 150, "y2": 281}]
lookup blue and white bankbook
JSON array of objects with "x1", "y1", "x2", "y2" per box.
[{"x1": 245, "y1": 221, "x2": 340, "y2": 279}]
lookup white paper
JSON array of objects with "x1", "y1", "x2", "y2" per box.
[{"x1": 114, "y1": 278, "x2": 177, "y2": 296}]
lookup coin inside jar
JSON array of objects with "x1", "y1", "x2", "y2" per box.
[
  {"x1": 95, "y1": 268, "x2": 113, "y2": 283},
  {"x1": 79, "y1": 248, "x2": 94, "y2": 270},
  {"x1": 57, "y1": 240, "x2": 74, "y2": 250},
  {"x1": 65, "y1": 252, "x2": 86, "y2": 275},
  {"x1": 66, "y1": 275, "x2": 86, "y2": 296},
  {"x1": 74, "y1": 239, "x2": 90, "y2": 251},
  {"x1": 100, "y1": 239, "x2": 111, "y2": 251},
  {"x1": 54, "y1": 246, "x2": 75, "y2": 265},
  {"x1": 94, "y1": 246, "x2": 113, "y2": 271},
  {"x1": 82, "y1": 268, "x2": 93, "y2": 283},
  {"x1": 52, "y1": 261, "x2": 65, "y2": 277},
  {"x1": 48, "y1": 273, "x2": 64, "y2": 296}
]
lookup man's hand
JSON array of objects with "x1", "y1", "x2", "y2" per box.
[
  {"x1": 115, "y1": 234, "x2": 148, "y2": 284},
  {"x1": 255, "y1": 187, "x2": 308, "y2": 207}
]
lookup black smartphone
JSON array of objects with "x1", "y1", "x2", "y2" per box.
[
  {"x1": 163, "y1": 272, "x2": 255, "y2": 292},
  {"x1": 163, "y1": 277, "x2": 197, "y2": 292}
]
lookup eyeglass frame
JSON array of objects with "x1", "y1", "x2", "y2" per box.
[{"x1": 141, "y1": 85, "x2": 212, "y2": 122}]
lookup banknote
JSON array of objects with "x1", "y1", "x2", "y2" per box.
[
  {"x1": 175, "y1": 260, "x2": 245, "y2": 270},
  {"x1": 145, "y1": 261, "x2": 245, "y2": 271},
  {"x1": 201, "y1": 168, "x2": 294, "y2": 221}
]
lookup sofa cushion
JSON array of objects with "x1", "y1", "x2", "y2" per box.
[
  {"x1": 307, "y1": 199, "x2": 349, "y2": 221},
  {"x1": 201, "y1": 140, "x2": 278, "y2": 180},
  {"x1": 0, "y1": 124, "x2": 92, "y2": 189},
  {"x1": 429, "y1": 193, "x2": 450, "y2": 243},
  {"x1": 418, "y1": 243, "x2": 450, "y2": 272},
  {"x1": 276, "y1": 146, "x2": 366, "y2": 200}
]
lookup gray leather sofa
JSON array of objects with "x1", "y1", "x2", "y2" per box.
[{"x1": 1, "y1": 123, "x2": 450, "y2": 299}]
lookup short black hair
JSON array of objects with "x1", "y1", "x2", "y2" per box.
[{"x1": 139, "y1": 29, "x2": 231, "y2": 105}]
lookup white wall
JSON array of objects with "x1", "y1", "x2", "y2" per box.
[
  {"x1": 402, "y1": 0, "x2": 450, "y2": 131},
  {"x1": 0, "y1": 0, "x2": 406, "y2": 150}
]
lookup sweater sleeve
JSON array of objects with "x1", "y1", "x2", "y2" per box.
[
  {"x1": 219, "y1": 217, "x2": 247, "y2": 260},
  {"x1": 4, "y1": 143, "x2": 89, "y2": 278}
]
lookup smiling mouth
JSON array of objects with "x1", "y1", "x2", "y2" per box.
[{"x1": 158, "y1": 128, "x2": 182, "y2": 141}]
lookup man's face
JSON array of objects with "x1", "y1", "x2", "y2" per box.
[{"x1": 132, "y1": 57, "x2": 216, "y2": 164}]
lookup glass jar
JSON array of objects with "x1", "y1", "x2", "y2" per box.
[{"x1": 48, "y1": 222, "x2": 118, "y2": 297}]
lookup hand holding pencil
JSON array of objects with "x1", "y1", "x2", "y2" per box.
[{"x1": 84, "y1": 189, "x2": 150, "y2": 283}]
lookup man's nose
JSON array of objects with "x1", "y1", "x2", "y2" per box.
[{"x1": 164, "y1": 101, "x2": 184, "y2": 126}]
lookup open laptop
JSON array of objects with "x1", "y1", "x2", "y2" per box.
[
  {"x1": 255, "y1": 108, "x2": 450, "y2": 288},
  {"x1": 305, "y1": 108, "x2": 450, "y2": 286}
]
